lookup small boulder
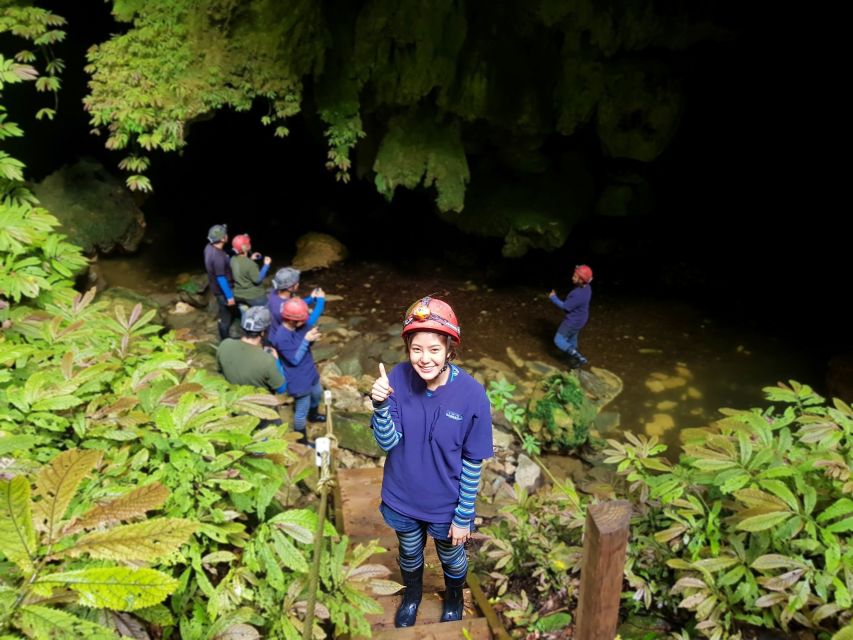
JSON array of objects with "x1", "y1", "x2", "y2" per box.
[{"x1": 291, "y1": 232, "x2": 348, "y2": 270}]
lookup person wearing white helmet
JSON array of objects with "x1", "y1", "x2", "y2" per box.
[
  {"x1": 266, "y1": 266, "x2": 325, "y2": 339},
  {"x1": 217, "y1": 306, "x2": 287, "y2": 396},
  {"x1": 204, "y1": 224, "x2": 238, "y2": 340}
]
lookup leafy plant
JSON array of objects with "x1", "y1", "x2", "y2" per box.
[
  {"x1": 605, "y1": 382, "x2": 853, "y2": 638},
  {"x1": 0, "y1": 449, "x2": 195, "y2": 639},
  {"x1": 527, "y1": 373, "x2": 596, "y2": 452},
  {"x1": 479, "y1": 480, "x2": 586, "y2": 637}
]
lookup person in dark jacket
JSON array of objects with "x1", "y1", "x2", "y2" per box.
[
  {"x1": 548, "y1": 264, "x2": 593, "y2": 368},
  {"x1": 204, "y1": 224, "x2": 237, "y2": 341}
]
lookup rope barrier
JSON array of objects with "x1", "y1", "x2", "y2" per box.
[{"x1": 302, "y1": 390, "x2": 335, "y2": 640}]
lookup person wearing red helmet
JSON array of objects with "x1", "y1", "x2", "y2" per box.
[
  {"x1": 369, "y1": 297, "x2": 493, "y2": 627},
  {"x1": 266, "y1": 267, "x2": 325, "y2": 340},
  {"x1": 229, "y1": 233, "x2": 272, "y2": 307},
  {"x1": 269, "y1": 297, "x2": 326, "y2": 445},
  {"x1": 548, "y1": 264, "x2": 593, "y2": 368}
]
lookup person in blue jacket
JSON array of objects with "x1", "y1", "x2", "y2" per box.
[
  {"x1": 267, "y1": 267, "x2": 325, "y2": 340},
  {"x1": 548, "y1": 264, "x2": 593, "y2": 368},
  {"x1": 370, "y1": 297, "x2": 493, "y2": 627},
  {"x1": 270, "y1": 297, "x2": 327, "y2": 445},
  {"x1": 204, "y1": 224, "x2": 238, "y2": 341}
]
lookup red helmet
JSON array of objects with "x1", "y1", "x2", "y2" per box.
[
  {"x1": 401, "y1": 297, "x2": 460, "y2": 342},
  {"x1": 574, "y1": 265, "x2": 593, "y2": 284},
  {"x1": 281, "y1": 297, "x2": 309, "y2": 323},
  {"x1": 231, "y1": 234, "x2": 251, "y2": 254}
]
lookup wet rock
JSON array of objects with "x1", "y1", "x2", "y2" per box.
[
  {"x1": 97, "y1": 287, "x2": 165, "y2": 326},
  {"x1": 656, "y1": 400, "x2": 677, "y2": 410},
  {"x1": 514, "y1": 454, "x2": 543, "y2": 493},
  {"x1": 476, "y1": 357, "x2": 514, "y2": 375},
  {"x1": 173, "y1": 302, "x2": 194, "y2": 315},
  {"x1": 176, "y1": 273, "x2": 209, "y2": 308},
  {"x1": 492, "y1": 427, "x2": 514, "y2": 450},
  {"x1": 291, "y1": 232, "x2": 348, "y2": 270},
  {"x1": 592, "y1": 411, "x2": 621, "y2": 434},
  {"x1": 616, "y1": 614, "x2": 670, "y2": 640},
  {"x1": 333, "y1": 412, "x2": 383, "y2": 457},
  {"x1": 505, "y1": 346, "x2": 525, "y2": 369},
  {"x1": 33, "y1": 158, "x2": 146, "y2": 255},
  {"x1": 578, "y1": 367, "x2": 623, "y2": 410},
  {"x1": 336, "y1": 353, "x2": 365, "y2": 378},
  {"x1": 311, "y1": 344, "x2": 338, "y2": 362},
  {"x1": 540, "y1": 454, "x2": 587, "y2": 485},
  {"x1": 318, "y1": 362, "x2": 343, "y2": 379},
  {"x1": 524, "y1": 360, "x2": 561, "y2": 378}
]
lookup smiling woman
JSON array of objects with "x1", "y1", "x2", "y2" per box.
[{"x1": 368, "y1": 296, "x2": 494, "y2": 628}]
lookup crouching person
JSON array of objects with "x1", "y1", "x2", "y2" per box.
[{"x1": 217, "y1": 307, "x2": 287, "y2": 414}]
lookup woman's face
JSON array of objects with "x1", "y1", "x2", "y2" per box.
[{"x1": 408, "y1": 331, "x2": 448, "y2": 383}]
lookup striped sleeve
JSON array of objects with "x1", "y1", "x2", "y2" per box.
[
  {"x1": 452, "y1": 457, "x2": 483, "y2": 529},
  {"x1": 371, "y1": 402, "x2": 401, "y2": 451}
]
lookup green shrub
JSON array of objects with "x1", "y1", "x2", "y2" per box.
[{"x1": 606, "y1": 382, "x2": 853, "y2": 639}]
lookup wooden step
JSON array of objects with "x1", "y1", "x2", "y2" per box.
[
  {"x1": 350, "y1": 546, "x2": 446, "y2": 591},
  {"x1": 361, "y1": 590, "x2": 479, "y2": 632},
  {"x1": 367, "y1": 617, "x2": 491, "y2": 639}
]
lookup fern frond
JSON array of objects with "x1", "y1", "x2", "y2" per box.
[
  {"x1": 0, "y1": 476, "x2": 36, "y2": 573},
  {"x1": 33, "y1": 449, "x2": 102, "y2": 543},
  {"x1": 64, "y1": 482, "x2": 169, "y2": 534},
  {"x1": 59, "y1": 518, "x2": 196, "y2": 562}
]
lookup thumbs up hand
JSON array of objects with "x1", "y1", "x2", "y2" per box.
[{"x1": 371, "y1": 363, "x2": 394, "y2": 404}]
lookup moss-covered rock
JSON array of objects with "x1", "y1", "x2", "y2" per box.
[
  {"x1": 333, "y1": 411, "x2": 383, "y2": 457},
  {"x1": 527, "y1": 372, "x2": 598, "y2": 451},
  {"x1": 32, "y1": 159, "x2": 146, "y2": 255},
  {"x1": 96, "y1": 286, "x2": 165, "y2": 326}
]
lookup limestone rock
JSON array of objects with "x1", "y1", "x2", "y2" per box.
[
  {"x1": 291, "y1": 232, "x2": 348, "y2": 270},
  {"x1": 33, "y1": 158, "x2": 146, "y2": 255},
  {"x1": 514, "y1": 454, "x2": 543, "y2": 493}
]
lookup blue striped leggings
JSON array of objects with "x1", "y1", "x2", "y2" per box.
[{"x1": 380, "y1": 503, "x2": 468, "y2": 579}]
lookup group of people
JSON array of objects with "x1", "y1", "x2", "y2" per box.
[
  {"x1": 204, "y1": 224, "x2": 327, "y2": 444},
  {"x1": 203, "y1": 223, "x2": 594, "y2": 627}
]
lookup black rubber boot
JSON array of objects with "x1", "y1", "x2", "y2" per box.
[
  {"x1": 440, "y1": 573, "x2": 466, "y2": 622},
  {"x1": 395, "y1": 565, "x2": 424, "y2": 628},
  {"x1": 307, "y1": 408, "x2": 327, "y2": 423},
  {"x1": 566, "y1": 349, "x2": 588, "y2": 369}
]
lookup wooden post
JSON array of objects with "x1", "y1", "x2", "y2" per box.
[{"x1": 575, "y1": 500, "x2": 632, "y2": 640}]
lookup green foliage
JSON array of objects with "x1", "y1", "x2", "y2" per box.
[
  {"x1": 479, "y1": 480, "x2": 585, "y2": 636},
  {"x1": 527, "y1": 373, "x2": 597, "y2": 451},
  {"x1": 79, "y1": 0, "x2": 724, "y2": 227},
  {"x1": 0, "y1": 449, "x2": 192, "y2": 638},
  {"x1": 0, "y1": 6, "x2": 85, "y2": 308},
  {"x1": 488, "y1": 374, "x2": 596, "y2": 455},
  {"x1": 1, "y1": 276, "x2": 388, "y2": 638},
  {"x1": 605, "y1": 382, "x2": 853, "y2": 638}
]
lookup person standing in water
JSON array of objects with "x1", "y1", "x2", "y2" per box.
[
  {"x1": 370, "y1": 297, "x2": 493, "y2": 627},
  {"x1": 549, "y1": 264, "x2": 593, "y2": 368}
]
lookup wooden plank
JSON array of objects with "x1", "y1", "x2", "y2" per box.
[
  {"x1": 575, "y1": 500, "x2": 632, "y2": 640},
  {"x1": 365, "y1": 589, "x2": 478, "y2": 630},
  {"x1": 367, "y1": 617, "x2": 492, "y2": 639},
  {"x1": 350, "y1": 546, "x2": 446, "y2": 591},
  {"x1": 467, "y1": 572, "x2": 512, "y2": 640}
]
